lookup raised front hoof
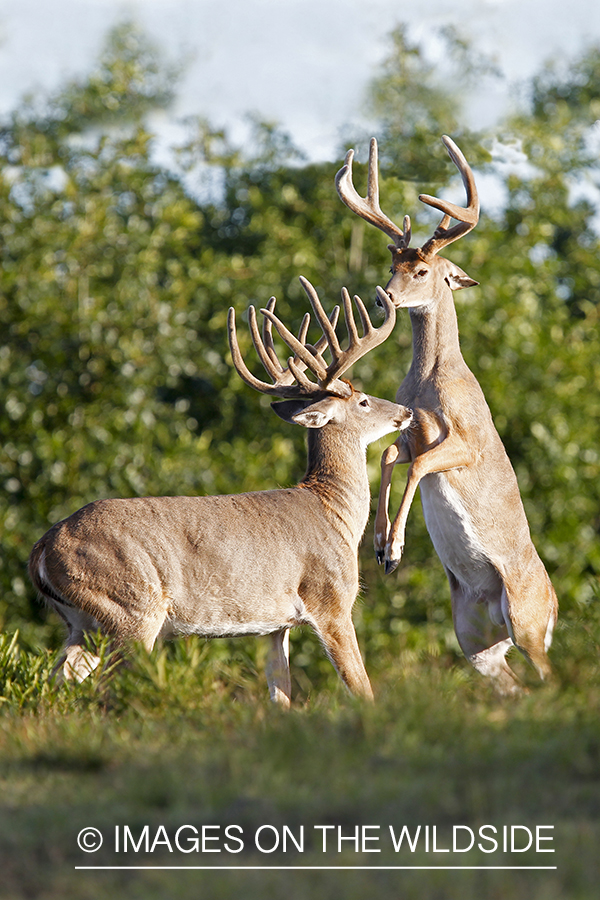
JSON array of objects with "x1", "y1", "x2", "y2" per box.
[
  {"x1": 384, "y1": 557, "x2": 401, "y2": 575},
  {"x1": 375, "y1": 549, "x2": 385, "y2": 566}
]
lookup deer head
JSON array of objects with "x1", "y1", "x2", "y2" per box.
[{"x1": 335, "y1": 136, "x2": 480, "y2": 310}]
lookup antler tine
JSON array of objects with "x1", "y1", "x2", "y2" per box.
[
  {"x1": 248, "y1": 301, "x2": 292, "y2": 384},
  {"x1": 229, "y1": 306, "x2": 279, "y2": 395},
  {"x1": 335, "y1": 138, "x2": 409, "y2": 250},
  {"x1": 260, "y1": 295, "x2": 339, "y2": 382},
  {"x1": 260, "y1": 296, "x2": 286, "y2": 374},
  {"x1": 342, "y1": 286, "x2": 359, "y2": 347},
  {"x1": 323, "y1": 284, "x2": 397, "y2": 384},
  {"x1": 419, "y1": 135, "x2": 480, "y2": 258},
  {"x1": 260, "y1": 307, "x2": 330, "y2": 383},
  {"x1": 228, "y1": 306, "x2": 308, "y2": 397},
  {"x1": 288, "y1": 356, "x2": 321, "y2": 393},
  {"x1": 229, "y1": 278, "x2": 394, "y2": 400},
  {"x1": 298, "y1": 311, "x2": 311, "y2": 346},
  {"x1": 402, "y1": 214, "x2": 412, "y2": 248},
  {"x1": 299, "y1": 276, "x2": 342, "y2": 360},
  {"x1": 310, "y1": 304, "x2": 340, "y2": 364}
]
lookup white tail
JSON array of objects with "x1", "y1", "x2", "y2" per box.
[
  {"x1": 336, "y1": 136, "x2": 558, "y2": 694},
  {"x1": 29, "y1": 278, "x2": 412, "y2": 705}
]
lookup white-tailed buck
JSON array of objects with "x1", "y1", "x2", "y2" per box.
[
  {"x1": 29, "y1": 277, "x2": 412, "y2": 705},
  {"x1": 335, "y1": 136, "x2": 558, "y2": 694}
]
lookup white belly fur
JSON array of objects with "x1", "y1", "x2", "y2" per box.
[
  {"x1": 420, "y1": 472, "x2": 499, "y2": 596},
  {"x1": 160, "y1": 617, "x2": 292, "y2": 639},
  {"x1": 158, "y1": 594, "x2": 315, "y2": 640}
]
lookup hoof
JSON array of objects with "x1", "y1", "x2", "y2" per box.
[
  {"x1": 384, "y1": 558, "x2": 400, "y2": 575},
  {"x1": 375, "y1": 550, "x2": 385, "y2": 565}
]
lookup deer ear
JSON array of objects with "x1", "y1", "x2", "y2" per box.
[
  {"x1": 271, "y1": 399, "x2": 310, "y2": 425},
  {"x1": 271, "y1": 397, "x2": 339, "y2": 428},
  {"x1": 445, "y1": 264, "x2": 479, "y2": 291}
]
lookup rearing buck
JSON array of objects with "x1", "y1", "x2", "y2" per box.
[
  {"x1": 335, "y1": 136, "x2": 558, "y2": 694},
  {"x1": 29, "y1": 277, "x2": 412, "y2": 705}
]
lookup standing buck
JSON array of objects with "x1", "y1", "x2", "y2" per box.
[
  {"x1": 29, "y1": 277, "x2": 412, "y2": 705},
  {"x1": 335, "y1": 136, "x2": 558, "y2": 694}
]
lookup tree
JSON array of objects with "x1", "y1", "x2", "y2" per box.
[{"x1": 350, "y1": 24, "x2": 497, "y2": 184}]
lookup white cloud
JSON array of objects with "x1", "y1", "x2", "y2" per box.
[{"x1": 1, "y1": 0, "x2": 599, "y2": 162}]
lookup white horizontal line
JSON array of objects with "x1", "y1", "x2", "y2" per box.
[{"x1": 75, "y1": 866, "x2": 558, "y2": 871}]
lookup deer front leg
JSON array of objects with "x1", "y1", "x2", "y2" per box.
[
  {"x1": 315, "y1": 613, "x2": 374, "y2": 701},
  {"x1": 374, "y1": 437, "x2": 411, "y2": 565},
  {"x1": 384, "y1": 434, "x2": 476, "y2": 573},
  {"x1": 265, "y1": 628, "x2": 291, "y2": 708}
]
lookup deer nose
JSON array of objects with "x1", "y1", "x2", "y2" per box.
[
  {"x1": 376, "y1": 287, "x2": 396, "y2": 309},
  {"x1": 375, "y1": 285, "x2": 393, "y2": 309},
  {"x1": 395, "y1": 407, "x2": 413, "y2": 429}
]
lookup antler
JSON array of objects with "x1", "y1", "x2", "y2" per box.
[
  {"x1": 418, "y1": 135, "x2": 480, "y2": 258},
  {"x1": 228, "y1": 277, "x2": 396, "y2": 399},
  {"x1": 335, "y1": 138, "x2": 411, "y2": 250},
  {"x1": 335, "y1": 135, "x2": 479, "y2": 259}
]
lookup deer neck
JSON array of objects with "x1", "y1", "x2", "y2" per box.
[
  {"x1": 301, "y1": 428, "x2": 370, "y2": 545},
  {"x1": 408, "y1": 287, "x2": 465, "y2": 382}
]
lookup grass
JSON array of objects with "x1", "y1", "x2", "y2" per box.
[{"x1": 1, "y1": 610, "x2": 599, "y2": 900}]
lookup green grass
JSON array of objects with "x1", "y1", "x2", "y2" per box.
[{"x1": 1, "y1": 611, "x2": 599, "y2": 900}]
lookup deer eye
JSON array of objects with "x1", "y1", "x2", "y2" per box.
[
  {"x1": 359, "y1": 398, "x2": 370, "y2": 408},
  {"x1": 416, "y1": 268, "x2": 428, "y2": 278}
]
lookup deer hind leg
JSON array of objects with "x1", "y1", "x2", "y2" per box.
[
  {"x1": 265, "y1": 628, "x2": 291, "y2": 708},
  {"x1": 502, "y1": 573, "x2": 558, "y2": 683},
  {"x1": 47, "y1": 590, "x2": 168, "y2": 684},
  {"x1": 313, "y1": 612, "x2": 374, "y2": 701},
  {"x1": 47, "y1": 600, "x2": 103, "y2": 684},
  {"x1": 449, "y1": 575, "x2": 522, "y2": 696}
]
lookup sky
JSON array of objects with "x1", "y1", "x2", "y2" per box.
[{"x1": 0, "y1": 0, "x2": 599, "y2": 164}]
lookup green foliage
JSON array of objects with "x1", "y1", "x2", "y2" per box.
[{"x1": 0, "y1": 631, "x2": 55, "y2": 709}]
